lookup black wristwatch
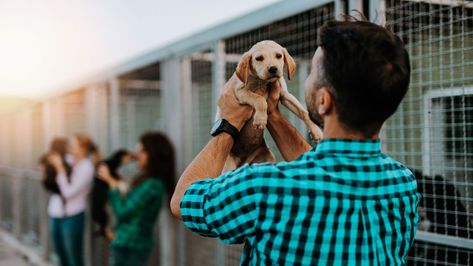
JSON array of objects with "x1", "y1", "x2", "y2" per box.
[{"x1": 210, "y1": 118, "x2": 239, "y2": 141}]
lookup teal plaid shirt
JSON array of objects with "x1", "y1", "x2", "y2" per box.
[
  {"x1": 109, "y1": 179, "x2": 163, "y2": 251},
  {"x1": 181, "y1": 139, "x2": 420, "y2": 265}
]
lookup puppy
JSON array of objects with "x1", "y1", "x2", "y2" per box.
[{"x1": 219, "y1": 40, "x2": 323, "y2": 172}]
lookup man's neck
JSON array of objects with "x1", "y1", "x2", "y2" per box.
[{"x1": 322, "y1": 119, "x2": 379, "y2": 140}]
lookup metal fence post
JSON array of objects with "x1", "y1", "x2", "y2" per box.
[
  {"x1": 348, "y1": 0, "x2": 363, "y2": 13},
  {"x1": 334, "y1": 0, "x2": 346, "y2": 19},
  {"x1": 109, "y1": 78, "x2": 121, "y2": 151},
  {"x1": 212, "y1": 41, "x2": 226, "y2": 122},
  {"x1": 53, "y1": 97, "x2": 65, "y2": 137},
  {"x1": 297, "y1": 60, "x2": 310, "y2": 136},
  {"x1": 84, "y1": 86, "x2": 95, "y2": 265},
  {"x1": 180, "y1": 57, "x2": 193, "y2": 167},
  {"x1": 12, "y1": 112, "x2": 28, "y2": 238},
  {"x1": 97, "y1": 83, "x2": 109, "y2": 154},
  {"x1": 86, "y1": 86, "x2": 99, "y2": 140},
  {"x1": 42, "y1": 101, "x2": 52, "y2": 150},
  {"x1": 12, "y1": 170, "x2": 22, "y2": 238},
  {"x1": 86, "y1": 83, "x2": 109, "y2": 154},
  {"x1": 22, "y1": 109, "x2": 33, "y2": 169},
  {"x1": 161, "y1": 57, "x2": 193, "y2": 266},
  {"x1": 39, "y1": 186, "x2": 51, "y2": 261},
  {"x1": 212, "y1": 40, "x2": 226, "y2": 266},
  {"x1": 0, "y1": 168, "x2": 3, "y2": 227},
  {"x1": 40, "y1": 100, "x2": 53, "y2": 261},
  {"x1": 369, "y1": 0, "x2": 385, "y2": 25}
]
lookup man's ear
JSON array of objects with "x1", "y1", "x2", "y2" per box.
[
  {"x1": 236, "y1": 52, "x2": 252, "y2": 85},
  {"x1": 282, "y1": 48, "x2": 296, "y2": 80},
  {"x1": 317, "y1": 88, "x2": 333, "y2": 116}
]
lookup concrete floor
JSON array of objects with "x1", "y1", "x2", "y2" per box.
[
  {"x1": 0, "y1": 230, "x2": 55, "y2": 266},
  {"x1": 0, "y1": 239, "x2": 30, "y2": 266}
]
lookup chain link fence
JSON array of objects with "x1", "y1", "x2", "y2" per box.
[
  {"x1": 0, "y1": 0, "x2": 472, "y2": 265},
  {"x1": 384, "y1": 0, "x2": 473, "y2": 265}
]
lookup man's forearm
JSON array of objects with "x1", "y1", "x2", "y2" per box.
[
  {"x1": 170, "y1": 133, "x2": 234, "y2": 219},
  {"x1": 267, "y1": 112, "x2": 312, "y2": 161}
]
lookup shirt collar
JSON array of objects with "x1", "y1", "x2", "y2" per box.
[{"x1": 314, "y1": 138, "x2": 382, "y2": 157}]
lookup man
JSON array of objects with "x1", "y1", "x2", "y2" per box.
[{"x1": 171, "y1": 20, "x2": 419, "y2": 265}]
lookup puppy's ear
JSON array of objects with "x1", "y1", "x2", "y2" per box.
[
  {"x1": 283, "y1": 48, "x2": 296, "y2": 80},
  {"x1": 236, "y1": 52, "x2": 252, "y2": 85}
]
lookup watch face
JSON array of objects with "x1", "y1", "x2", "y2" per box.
[{"x1": 210, "y1": 119, "x2": 223, "y2": 135}]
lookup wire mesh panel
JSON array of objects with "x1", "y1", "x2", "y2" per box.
[
  {"x1": 0, "y1": 116, "x2": 14, "y2": 168},
  {"x1": 62, "y1": 89, "x2": 87, "y2": 137},
  {"x1": 0, "y1": 168, "x2": 14, "y2": 231},
  {"x1": 31, "y1": 104, "x2": 44, "y2": 169},
  {"x1": 117, "y1": 63, "x2": 162, "y2": 153},
  {"x1": 224, "y1": 4, "x2": 335, "y2": 163},
  {"x1": 115, "y1": 64, "x2": 164, "y2": 266},
  {"x1": 19, "y1": 175, "x2": 42, "y2": 246},
  {"x1": 179, "y1": 53, "x2": 219, "y2": 266},
  {"x1": 384, "y1": 0, "x2": 473, "y2": 265},
  {"x1": 86, "y1": 84, "x2": 110, "y2": 155},
  {"x1": 190, "y1": 57, "x2": 214, "y2": 158}
]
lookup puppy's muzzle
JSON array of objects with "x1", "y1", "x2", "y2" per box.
[{"x1": 268, "y1": 66, "x2": 278, "y2": 74}]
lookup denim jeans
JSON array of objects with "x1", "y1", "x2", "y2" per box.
[
  {"x1": 50, "y1": 212, "x2": 85, "y2": 266},
  {"x1": 111, "y1": 246, "x2": 151, "y2": 266}
]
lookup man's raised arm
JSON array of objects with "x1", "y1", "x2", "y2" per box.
[
  {"x1": 266, "y1": 82, "x2": 312, "y2": 161},
  {"x1": 170, "y1": 86, "x2": 252, "y2": 219}
]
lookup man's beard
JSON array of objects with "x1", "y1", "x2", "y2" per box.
[
  {"x1": 308, "y1": 106, "x2": 324, "y2": 129},
  {"x1": 306, "y1": 92, "x2": 324, "y2": 128}
]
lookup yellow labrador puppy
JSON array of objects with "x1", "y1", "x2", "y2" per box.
[{"x1": 218, "y1": 40, "x2": 323, "y2": 172}]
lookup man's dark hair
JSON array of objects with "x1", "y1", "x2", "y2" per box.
[{"x1": 316, "y1": 19, "x2": 411, "y2": 137}]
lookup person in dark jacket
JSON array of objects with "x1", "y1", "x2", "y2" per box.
[
  {"x1": 91, "y1": 149, "x2": 134, "y2": 240},
  {"x1": 408, "y1": 170, "x2": 472, "y2": 265}
]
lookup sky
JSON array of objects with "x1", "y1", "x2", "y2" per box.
[{"x1": 0, "y1": 0, "x2": 279, "y2": 99}]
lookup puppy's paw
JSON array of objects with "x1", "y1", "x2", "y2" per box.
[
  {"x1": 253, "y1": 113, "x2": 268, "y2": 129},
  {"x1": 308, "y1": 124, "x2": 323, "y2": 142}
]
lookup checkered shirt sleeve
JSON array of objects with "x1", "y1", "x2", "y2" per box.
[{"x1": 180, "y1": 165, "x2": 261, "y2": 244}]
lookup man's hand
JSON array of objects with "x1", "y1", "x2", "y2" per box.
[
  {"x1": 218, "y1": 85, "x2": 254, "y2": 130},
  {"x1": 218, "y1": 80, "x2": 284, "y2": 130},
  {"x1": 266, "y1": 80, "x2": 312, "y2": 161}
]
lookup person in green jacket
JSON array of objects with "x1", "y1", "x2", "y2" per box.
[{"x1": 97, "y1": 132, "x2": 175, "y2": 266}]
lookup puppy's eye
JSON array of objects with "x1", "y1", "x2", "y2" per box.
[
  {"x1": 276, "y1": 53, "x2": 282, "y2": 59},
  {"x1": 255, "y1": 56, "x2": 264, "y2": 61}
]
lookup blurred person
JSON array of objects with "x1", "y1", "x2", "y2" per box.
[
  {"x1": 413, "y1": 170, "x2": 469, "y2": 238},
  {"x1": 171, "y1": 18, "x2": 419, "y2": 265},
  {"x1": 91, "y1": 149, "x2": 134, "y2": 240},
  {"x1": 97, "y1": 132, "x2": 175, "y2": 266},
  {"x1": 48, "y1": 133, "x2": 100, "y2": 266},
  {"x1": 417, "y1": 207, "x2": 431, "y2": 232},
  {"x1": 408, "y1": 170, "x2": 471, "y2": 265},
  {"x1": 39, "y1": 137, "x2": 72, "y2": 197}
]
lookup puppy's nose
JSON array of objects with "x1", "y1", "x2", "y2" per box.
[{"x1": 268, "y1": 66, "x2": 278, "y2": 74}]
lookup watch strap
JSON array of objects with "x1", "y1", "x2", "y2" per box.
[
  {"x1": 220, "y1": 120, "x2": 239, "y2": 141},
  {"x1": 211, "y1": 119, "x2": 239, "y2": 141}
]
